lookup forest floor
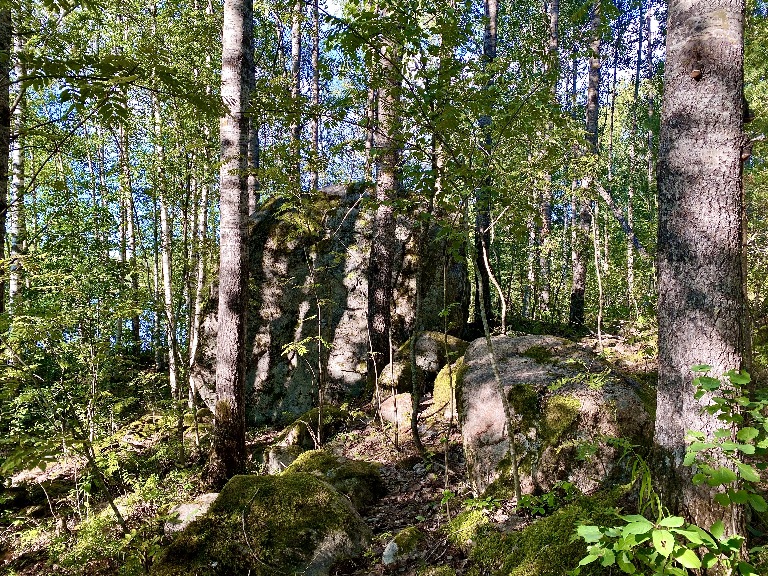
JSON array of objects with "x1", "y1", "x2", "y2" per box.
[{"x1": 2, "y1": 329, "x2": 765, "y2": 576}]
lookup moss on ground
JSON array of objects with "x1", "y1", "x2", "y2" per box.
[
  {"x1": 393, "y1": 526, "x2": 423, "y2": 554},
  {"x1": 466, "y1": 490, "x2": 621, "y2": 576},
  {"x1": 151, "y1": 473, "x2": 370, "y2": 576},
  {"x1": 522, "y1": 345, "x2": 554, "y2": 364},
  {"x1": 445, "y1": 509, "x2": 489, "y2": 550},
  {"x1": 282, "y1": 449, "x2": 385, "y2": 510},
  {"x1": 418, "y1": 567, "x2": 456, "y2": 576}
]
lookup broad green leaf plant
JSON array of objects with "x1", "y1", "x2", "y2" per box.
[{"x1": 572, "y1": 367, "x2": 766, "y2": 576}]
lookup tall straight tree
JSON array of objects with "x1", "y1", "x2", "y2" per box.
[
  {"x1": 475, "y1": 0, "x2": 497, "y2": 326},
  {"x1": 656, "y1": 0, "x2": 747, "y2": 531},
  {"x1": 208, "y1": 0, "x2": 253, "y2": 487},
  {"x1": 0, "y1": 10, "x2": 11, "y2": 315},
  {"x1": 367, "y1": 28, "x2": 401, "y2": 382},
  {"x1": 569, "y1": 0, "x2": 600, "y2": 327}
]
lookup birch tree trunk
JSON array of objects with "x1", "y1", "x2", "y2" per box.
[
  {"x1": 656, "y1": 0, "x2": 747, "y2": 533},
  {"x1": 290, "y1": 0, "x2": 302, "y2": 184},
  {"x1": 310, "y1": 0, "x2": 320, "y2": 193},
  {"x1": 8, "y1": 31, "x2": 24, "y2": 313},
  {"x1": 0, "y1": 10, "x2": 11, "y2": 316},
  {"x1": 208, "y1": 0, "x2": 253, "y2": 486}
]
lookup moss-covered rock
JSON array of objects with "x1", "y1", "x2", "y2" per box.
[
  {"x1": 273, "y1": 406, "x2": 351, "y2": 450},
  {"x1": 466, "y1": 491, "x2": 620, "y2": 576},
  {"x1": 379, "y1": 332, "x2": 469, "y2": 392},
  {"x1": 446, "y1": 509, "x2": 490, "y2": 550},
  {"x1": 458, "y1": 334, "x2": 652, "y2": 495},
  {"x1": 429, "y1": 356, "x2": 467, "y2": 421},
  {"x1": 151, "y1": 473, "x2": 371, "y2": 576},
  {"x1": 282, "y1": 450, "x2": 385, "y2": 510},
  {"x1": 382, "y1": 526, "x2": 425, "y2": 565}
]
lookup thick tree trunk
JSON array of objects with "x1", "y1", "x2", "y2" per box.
[
  {"x1": 569, "y1": 0, "x2": 600, "y2": 328},
  {"x1": 367, "y1": 34, "x2": 401, "y2": 382},
  {"x1": 208, "y1": 0, "x2": 253, "y2": 487},
  {"x1": 656, "y1": 0, "x2": 747, "y2": 533}
]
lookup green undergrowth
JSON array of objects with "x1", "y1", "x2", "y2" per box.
[{"x1": 464, "y1": 489, "x2": 624, "y2": 576}]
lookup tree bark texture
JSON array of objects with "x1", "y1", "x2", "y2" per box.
[
  {"x1": 367, "y1": 35, "x2": 401, "y2": 382},
  {"x1": 656, "y1": 0, "x2": 747, "y2": 533},
  {"x1": 570, "y1": 0, "x2": 600, "y2": 327},
  {"x1": 9, "y1": 31, "x2": 24, "y2": 312},
  {"x1": 290, "y1": 0, "x2": 302, "y2": 183},
  {"x1": 0, "y1": 10, "x2": 11, "y2": 315},
  {"x1": 474, "y1": 0, "x2": 496, "y2": 326},
  {"x1": 209, "y1": 0, "x2": 253, "y2": 487}
]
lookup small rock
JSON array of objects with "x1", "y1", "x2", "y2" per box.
[{"x1": 164, "y1": 493, "x2": 219, "y2": 535}]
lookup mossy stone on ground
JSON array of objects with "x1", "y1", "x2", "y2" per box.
[
  {"x1": 282, "y1": 449, "x2": 386, "y2": 510},
  {"x1": 273, "y1": 405, "x2": 351, "y2": 449},
  {"x1": 418, "y1": 567, "x2": 457, "y2": 576},
  {"x1": 445, "y1": 509, "x2": 489, "y2": 551},
  {"x1": 151, "y1": 473, "x2": 371, "y2": 576},
  {"x1": 466, "y1": 490, "x2": 621, "y2": 576},
  {"x1": 429, "y1": 356, "x2": 467, "y2": 421},
  {"x1": 382, "y1": 526, "x2": 424, "y2": 565},
  {"x1": 458, "y1": 334, "x2": 652, "y2": 495}
]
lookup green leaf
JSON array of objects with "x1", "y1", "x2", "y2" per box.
[
  {"x1": 616, "y1": 551, "x2": 635, "y2": 574},
  {"x1": 737, "y1": 462, "x2": 761, "y2": 483},
  {"x1": 658, "y1": 516, "x2": 685, "y2": 528},
  {"x1": 652, "y1": 530, "x2": 674, "y2": 557},
  {"x1": 702, "y1": 552, "x2": 718, "y2": 568},
  {"x1": 707, "y1": 467, "x2": 738, "y2": 486},
  {"x1": 578, "y1": 554, "x2": 599, "y2": 566},
  {"x1": 738, "y1": 561, "x2": 759, "y2": 575},
  {"x1": 737, "y1": 427, "x2": 759, "y2": 442},
  {"x1": 710, "y1": 520, "x2": 725, "y2": 540},
  {"x1": 577, "y1": 525, "x2": 603, "y2": 543},
  {"x1": 748, "y1": 493, "x2": 767, "y2": 512},
  {"x1": 726, "y1": 370, "x2": 751, "y2": 385},
  {"x1": 673, "y1": 547, "x2": 702, "y2": 569},
  {"x1": 714, "y1": 493, "x2": 731, "y2": 506},
  {"x1": 622, "y1": 519, "x2": 654, "y2": 536},
  {"x1": 600, "y1": 548, "x2": 615, "y2": 567},
  {"x1": 691, "y1": 364, "x2": 713, "y2": 372}
]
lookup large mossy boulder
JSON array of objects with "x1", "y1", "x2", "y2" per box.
[
  {"x1": 191, "y1": 184, "x2": 469, "y2": 425},
  {"x1": 458, "y1": 335, "x2": 652, "y2": 496},
  {"x1": 282, "y1": 450, "x2": 386, "y2": 510},
  {"x1": 379, "y1": 331, "x2": 469, "y2": 392},
  {"x1": 151, "y1": 473, "x2": 372, "y2": 576}
]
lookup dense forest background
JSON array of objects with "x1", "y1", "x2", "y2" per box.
[{"x1": 1, "y1": 0, "x2": 767, "y2": 573}]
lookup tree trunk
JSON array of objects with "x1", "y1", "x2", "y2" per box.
[
  {"x1": 474, "y1": 0, "x2": 497, "y2": 326},
  {"x1": 539, "y1": 0, "x2": 558, "y2": 320},
  {"x1": 8, "y1": 31, "x2": 24, "y2": 313},
  {"x1": 0, "y1": 10, "x2": 11, "y2": 316},
  {"x1": 656, "y1": 0, "x2": 747, "y2": 533},
  {"x1": 569, "y1": 0, "x2": 600, "y2": 328},
  {"x1": 310, "y1": 0, "x2": 320, "y2": 193},
  {"x1": 290, "y1": 0, "x2": 302, "y2": 184},
  {"x1": 208, "y1": 0, "x2": 253, "y2": 487},
  {"x1": 367, "y1": 32, "x2": 401, "y2": 383}
]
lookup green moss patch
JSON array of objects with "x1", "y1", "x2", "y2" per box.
[
  {"x1": 543, "y1": 395, "x2": 580, "y2": 445},
  {"x1": 151, "y1": 473, "x2": 371, "y2": 576},
  {"x1": 282, "y1": 450, "x2": 385, "y2": 510},
  {"x1": 446, "y1": 509, "x2": 489, "y2": 550},
  {"x1": 522, "y1": 345, "x2": 554, "y2": 364},
  {"x1": 467, "y1": 491, "x2": 620, "y2": 576},
  {"x1": 418, "y1": 567, "x2": 456, "y2": 576},
  {"x1": 274, "y1": 405, "x2": 351, "y2": 449},
  {"x1": 431, "y1": 356, "x2": 467, "y2": 419}
]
